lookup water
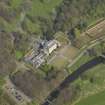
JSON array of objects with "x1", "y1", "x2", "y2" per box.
[{"x1": 42, "y1": 56, "x2": 104, "y2": 105}]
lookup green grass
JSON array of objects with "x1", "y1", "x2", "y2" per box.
[
  {"x1": 83, "y1": 64, "x2": 105, "y2": 87},
  {"x1": 51, "y1": 56, "x2": 68, "y2": 69},
  {"x1": 67, "y1": 43, "x2": 105, "y2": 105},
  {"x1": 75, "y1": 90, "x2": 105, "y2": 105},
  {"x1": 28, "y1": 101, "x2": 39, "y2": 105},
  {"x1": 10, "y1": 0, "x2": 63, "y2": 18},
  {"x1": 68, "y1": 41, "x2": 105, "y2": 73},
  {"x1": 72, "y1": 63, "x2": 105, "y2": 105},
  {"x1": 15, "y1": 50, "x2": 24, "y2": 60},
  {"x1": 68, "y1": 54, "x2": 94, "y2": 73},
  {"x1": 88, "y1": 19, "x2": 104, "y2": 28},
  {"x1": 29, "y1": 0, "x2": 63, "y2": 17}
]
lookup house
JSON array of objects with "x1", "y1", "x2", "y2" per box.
[
  {"x1": 24, "y1": 49, "x2": 36, "y2": 62},
  {"x1": 43, "y1": 40, "x2": 61, "y2": 55},
  {"x1": 32, "y1": 53, "x2": 45, "y2": 68},
  {"x1": 24, "y1": 39, "x2": 61, "y2": 68}
]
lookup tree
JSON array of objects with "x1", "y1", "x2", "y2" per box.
[
  {"x1": 77, "y1": 20, "x2": 87, "y2": 32},
  {"x1": 68, "y1": 28, "x2": 76, "y2": 45},
  {"x1": 40, "y1": 64, "x2": 57, "y2": 80},
  {"x1": 40, "y1": 64, "x2": 52, "y2": 75}
]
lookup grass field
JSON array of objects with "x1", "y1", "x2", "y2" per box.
[
  {"x1": 68, "y1": 54, "x2": 94, "y2": 73},
  {"x1": 50, "y1": 44, "x2": 78, "y2": 70},
  {"x1": 62, "y1": 46, "x2": 79, "y2": 59},
  {"x1": 51, "y1": 56, "x2": 68, "y2": 69},
  {"x1": 67, "y1": 42, "x2": 105, "y2": 105},
  {"x1": 72, "y1": 63, "x2": 105, "y2": 105},
  {"x1": 75, "y1": 90, "x2": 105, "y2": 105}
]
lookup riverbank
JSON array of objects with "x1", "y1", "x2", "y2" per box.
[
  {"x1": 73, "y1": 63, "x2": 105, "y2": 105},
  {"x1": 42, "y1": 55, "x2": 104, "y2": 105},
  {"x1": 41, "y1": 22, "x2": 105, "y2": 105}
]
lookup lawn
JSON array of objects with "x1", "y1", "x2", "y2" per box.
[
  {"x1": 80, "y1": 64, "x2": 105, "y2": 91},
  {"x1": 62, "y1": 46, "x2": 79, "y2": 59},
  {"x1": 72, "y1": 63, "x2": 105, "y2": 105},
  {"x1": 51, "y1": 56, "x2": 68, "y2": 69},
  {"x1": 15, "y1": 50, "x2": 24, "y2": 60},
  {"x1": 68, "y1": 40, "x2": 105, "y2": 73},
  {"x1": 75, "y1": 90, "x2": 105, "y2": 105},
  {"x1": 68, "y1": 54, "x2": 94, "y2": 73}
]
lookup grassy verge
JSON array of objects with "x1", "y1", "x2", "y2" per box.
[
  {"x1": 72, "y1": 62, "x2": 105, "y2": 105},
  {"x1": 68, "y1": 54, "x2": 94, "y2": 73},
  {"x1": 75, "y1": 88, "x2": 105, "y2": 105}
]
